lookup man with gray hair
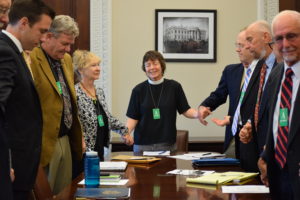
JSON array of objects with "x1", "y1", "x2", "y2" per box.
[
  {"x1": 236, "y1": 20, "x2": 278, "y2": 172},
  {"x1": 30, "y1": 15, "x2": 83, "y2": 194},
  {"x1": 258, "y1": 10, "x2": 300, "y2": 200}
]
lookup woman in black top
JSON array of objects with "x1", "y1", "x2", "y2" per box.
[{"x1": 126, "y1": 50, "x2": 198, "y2": 153}]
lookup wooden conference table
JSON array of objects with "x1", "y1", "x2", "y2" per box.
[{"x1": 56, "y1": 152, "x2": 270, "y2": 200}]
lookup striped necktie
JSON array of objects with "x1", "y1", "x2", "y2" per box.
[
  {"x1": 231, "y1": 67, "x2": 252, "y2": 136},
  {"x1": 275, "y1": 68, "x2": 293, "y2": 169},
  {"x1": 254, "y1": 63, "x2": 267, "y2": 130}
]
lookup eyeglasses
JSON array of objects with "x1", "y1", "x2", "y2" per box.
[
  {"x1": 235, "y1": 43, "x2": 245, "y2": 49},
  {"x1": 273, "y1": 33, "x2": 300, "y2": 44},
  {"x1": 0, "y1": 7, "x2": 9, "y2": 16}
]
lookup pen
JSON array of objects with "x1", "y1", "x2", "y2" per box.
[
  {"x1": 158, "y1": 151, "x2": 166, "y2": 155},
  {"x1": 202, "y1": 153, "x2": 211, "y2": 156}
]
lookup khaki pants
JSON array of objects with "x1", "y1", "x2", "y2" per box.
[{"x1": 45, "y1": 135, "x2": 72, "y2": 195}]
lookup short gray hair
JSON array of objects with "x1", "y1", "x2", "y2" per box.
[{"x1": 49, "y1": 15, "x2": 79, "y2": 38}]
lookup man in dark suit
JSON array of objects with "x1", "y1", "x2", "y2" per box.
[
  {"x1": 258, "y1": 10, "x2": 300, "y2": 200},
  {"x1": 0, "y1": 0, "x2": 12, "y2": 199},
  {"x1": 237, "y1": 20, "x2": 278, "y2": 172},
  {"x1": 198, "y1": 30, "x2": 258, "y2": 158},
  {"x1": 0, "y1": 1, "x2": 55, "y2": 199}
]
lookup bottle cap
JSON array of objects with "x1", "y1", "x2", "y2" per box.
[{"x1": 86, "y1": 151, "x2": 98, "y2": 156}]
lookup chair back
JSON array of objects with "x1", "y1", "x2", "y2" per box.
[{"x1": 176, "y1": 130, "x2": 189, "y2": 153}]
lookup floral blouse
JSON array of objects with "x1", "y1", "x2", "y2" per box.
[{"x1": 75, "y1": 83, "x2": 128, "y2": 151}]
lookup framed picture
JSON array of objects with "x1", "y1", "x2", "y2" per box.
[{"x1": 155, "y1": 9, "x2": 217, "y2": 62}]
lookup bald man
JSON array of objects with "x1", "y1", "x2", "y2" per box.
[{"x1": 259, "y1": 10, "x2": 300, "y2": 200}]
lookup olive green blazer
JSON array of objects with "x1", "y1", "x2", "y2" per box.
[{"x1": 30, "y1": 47, "x2": 82, "y2": 166}]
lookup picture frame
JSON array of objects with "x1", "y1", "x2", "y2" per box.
[{"x1": 155, "y1": 9, "x2": 217, "y2": 62}]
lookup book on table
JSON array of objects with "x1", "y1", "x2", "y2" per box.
[
  {"x1": 100, "y1": 174, "x2": 121, "y2": 182},
  {"x1": 186, "y1": 171, "x2": 259, "y2": 185},
  {"x1": 100, "y1": 161, "x2": 128, "y2": 171},
  {"x1": 75, "y1": 187, "x2": 130, "y2": 199}
]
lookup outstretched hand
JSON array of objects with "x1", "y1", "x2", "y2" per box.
[
  {"x1": 122, "y1": 134, "x2": 134, "y2": 146},
  {"x1": 211, "y1": 116, "x2": 230, "y2": 127},
  {"x1": 198, "y1": 106, "x2": 212, "y2": 126}
]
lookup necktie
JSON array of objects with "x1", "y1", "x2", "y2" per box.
[
  {"x1": 254, "y1": 63, "x2": 267, "y2": 130},
  {"x1": 275, "y1": 68, "x2": 293, "y2": 169},
  {"x1": 22, "y1": 51, "x2": 34, "y2": 80},
  {"x1": 54, "y1": 61, "x2": 73, "y2": 129},
  {"x1": 231, "y1": 67, "x2": 252, "y2": 136}
]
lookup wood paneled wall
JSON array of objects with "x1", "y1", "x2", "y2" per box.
[
  {"x1": 280, "y1": 0, "x2": 300, "y2": 11},
  {"x1": 43, "y1": 0, "x2": 90, "y2": 52}
]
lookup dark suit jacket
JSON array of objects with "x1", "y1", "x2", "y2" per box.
[
  {"x1": 238, "y1": 59, "x2": 264, "y2": 172},
  {"x1": 0, "y1": 33, "x2": 43, "y2": 192},
  {"x1": 201, "y1": 63, "x2": 244, "y2": 151},
  {"x1": 255, "y1": 60, "x2": 278, "y2": 153},
  {"x1": 263, "y1": 62, "x2": 300, "y2": 199}
]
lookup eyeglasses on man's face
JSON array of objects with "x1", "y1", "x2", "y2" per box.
[
  {"x1": 0, "y1": 6, "x2": 9, "y2": 16},
  {"x1": 273, "y1": 33, "x2": 300, "y2": 45}
]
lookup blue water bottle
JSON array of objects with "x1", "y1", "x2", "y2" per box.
[{"x1": 84, "y1": 151, "x2": 100, "y2": 188}]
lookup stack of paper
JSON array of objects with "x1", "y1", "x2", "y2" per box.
[
  {"x1": 78, "y1": 179, "x2": 129, "y2": 186},
  {"x1": 167, "y1": 169, "x2": 215, "y2": 176},
  {"x1": 169, "y1": 152, "x2": 225, "y2": 160},
  {"x1": 143, "y1": 151, "x2": 170, "y2": 156},
  {"x1": 186, "y1": 171, "x2": 259, "y2": 185},
  {"x1": 100, "y1": 161, "x2": 128, "y2": 171}
]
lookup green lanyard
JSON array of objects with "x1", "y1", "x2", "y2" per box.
[{"x1": 148, "y1": 82, "x2": 164, "y2": 120}]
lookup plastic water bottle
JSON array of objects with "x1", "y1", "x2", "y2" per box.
[{"x1": 84, "y1": 151, "x2": 100, "y2": 188}]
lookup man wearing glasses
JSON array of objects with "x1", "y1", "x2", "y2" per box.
[
  {"x1": 198, "y1": 29, "x2": 258, "y2": 162},
  {"x1": 0, "y1": 0, "x2": 10, "y2": 29}
]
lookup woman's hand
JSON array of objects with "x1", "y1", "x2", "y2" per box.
[{"x1": 122, "y1": 134, "x2": 134, "y2": 146}]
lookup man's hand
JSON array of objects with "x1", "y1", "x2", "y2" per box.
[
  {"x1": 122, "y1": 134, "x2": 134, "y2": 146},
  {"x1": 198, "y1": 106, "x2": 211, "y2": 126},
  {"x1": 239, "y1": 121, "x2": 252, "y2": 143},
  {"x1": 258, "y1": 157, "x2": 269, "y2": 186},
  {"x1": 211, "y1": 116, "x2": 230, "y2": 127},
  {"x1": 10, "y1": 168, "x2": 15, "y2": 182}
]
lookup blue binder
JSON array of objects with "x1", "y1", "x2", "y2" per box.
[{"x1": 192, "y1": 158, "x2": 240, "y2": 166}]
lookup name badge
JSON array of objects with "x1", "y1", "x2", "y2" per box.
[
  {"x1": 152, "y1": 108, "x2": 160, "y2": 120},
  {"x1": 279, "y1": 108, "x2": 288, "y2": 127},
  {"x1": 56, "y1": 81, "x2": 62, "y2": 94},
  {"x1": 97, "y1": 115, "x2": 105, "y2": 127},
  {"x1": 239, "y1": 91, "x2": 245, "y2": 103}
]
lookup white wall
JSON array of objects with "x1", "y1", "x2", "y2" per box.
[{"x1": 110, "y1": 0, "x2": 257, "y2": 139}]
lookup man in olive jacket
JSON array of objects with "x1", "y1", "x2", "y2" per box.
[{"x1": 30, "y1": 15, "x2": 82, "y2": 195}]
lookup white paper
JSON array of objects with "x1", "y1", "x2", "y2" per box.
[
  {"x1": 100, "y1": 161, "x2": 127, "y2": 171},
  {"x1": 168, "y1": 152, "x2": 225, "y2": 160},
  {"x1": 221, "y1": 185, "x2": 270, "y2": 193},
  {"x1": 143, "y1": 151, "x2": 170, "y2": 156},
  {"x1": 78, "y1": 179, "x2": 129, "y2": 186},
  {"x1": 167, "y1": 169, "x2": 215, "y2": 176}
]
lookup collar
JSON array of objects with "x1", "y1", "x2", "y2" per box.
[
  {"x1": 265, "y1": 53, "x2": 276, "y2": 69},
  {"x1": 2, "y1": 30, "x2": 23, "y2": 53},
  {"x1": 245, "y1": 59, "x2": 259, "y2": 73},
  {"x1": 148, "y1": 78, "x2": 164, "y2": 85},
  {"x1": 284, "y1": 60, "x2": 300, "y2": 80}
]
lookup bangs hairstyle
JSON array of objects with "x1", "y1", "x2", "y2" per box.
[
  {"x1": 142, "y1": 50, "x2": 166, "y2": 75},
  {"x1": 9, "y1": 0, "x2": 55, "y2": 26},
  {"x1": 73, "y1": 50, "x2": 101, "y2": 71}
]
